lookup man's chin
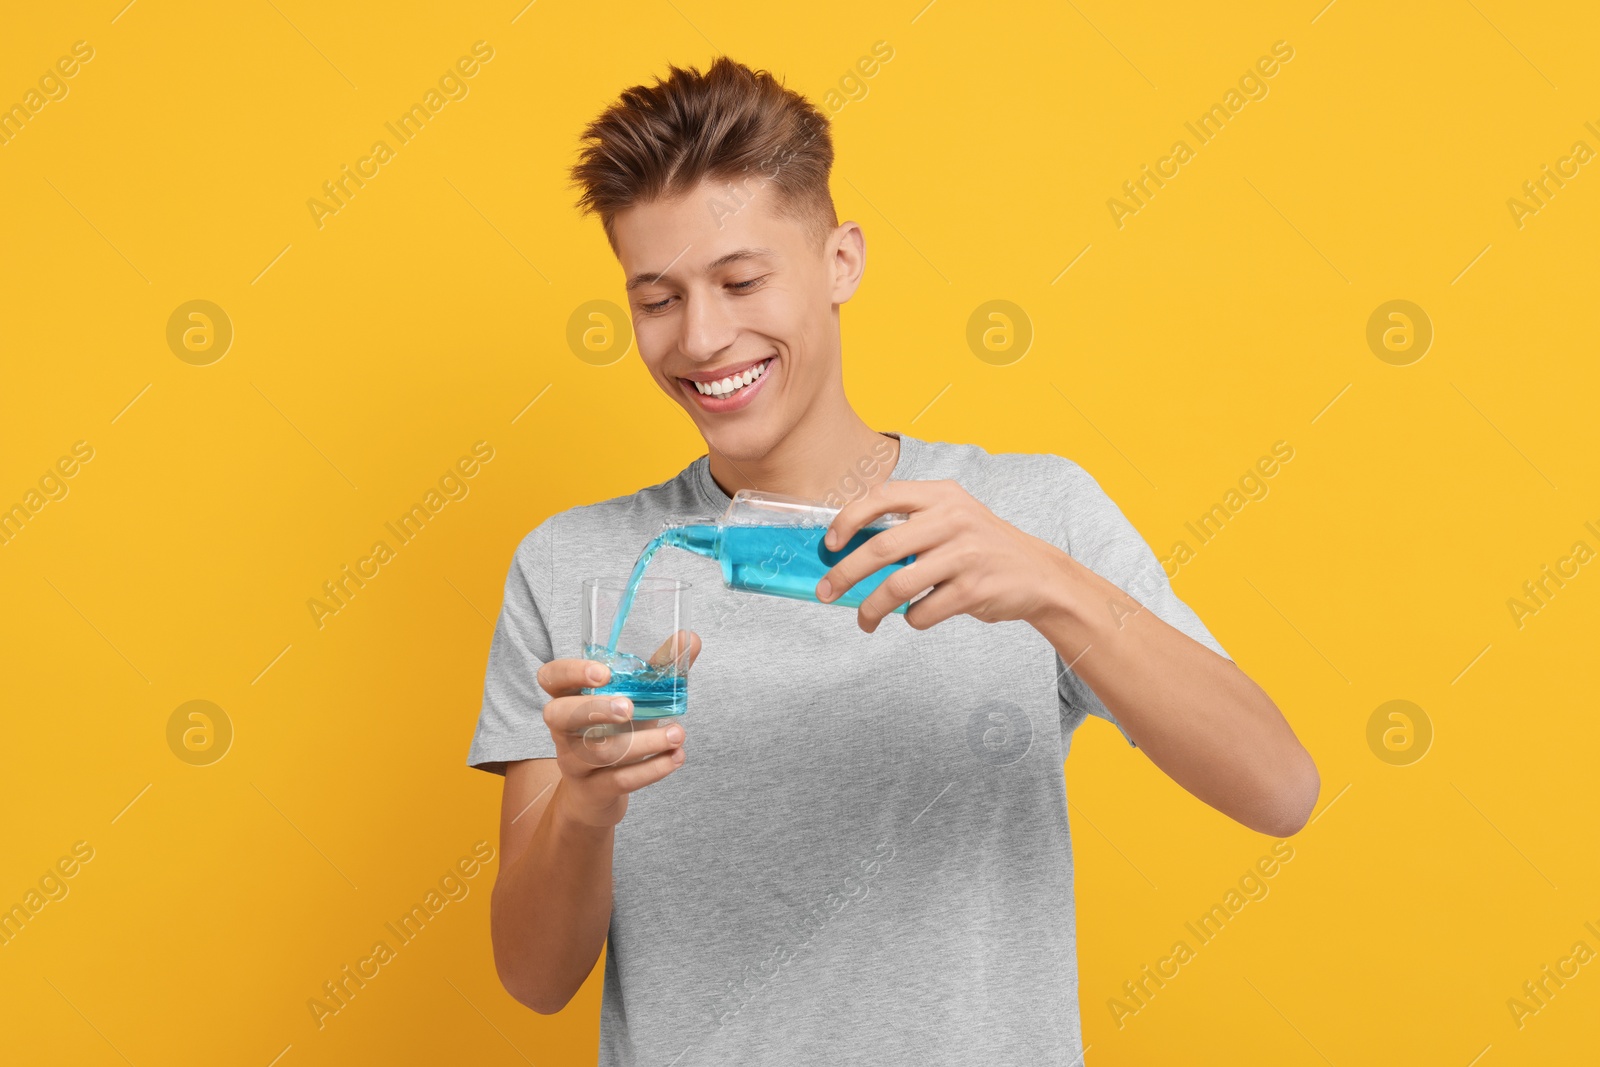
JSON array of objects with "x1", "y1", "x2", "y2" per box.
[{"x1": 692, "y1": 415, "x2": 786, "y2": 467}]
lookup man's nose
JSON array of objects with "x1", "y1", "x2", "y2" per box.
[{"x1": 679, "y1": 291, "x2": 738, "y2": 362}]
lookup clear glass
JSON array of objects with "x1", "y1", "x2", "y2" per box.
[{"x1": 580, "y1": 576, "x2": 691, "y2": 722}]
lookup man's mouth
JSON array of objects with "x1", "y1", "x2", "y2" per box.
[
  {"x1": 681, "y1": 356, "x2": 773, "y2": 398},
  {"x1": 677, "y1": 356, "x2": 777, "y2": 413}
]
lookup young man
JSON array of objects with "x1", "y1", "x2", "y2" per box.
[{"x1": 468, "y1": 56, "x2": 1318, "y2": 1065}]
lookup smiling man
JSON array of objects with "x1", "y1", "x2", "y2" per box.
[{"x1": 468, "y1": 56, "x2": 1318, "y2": 1066}]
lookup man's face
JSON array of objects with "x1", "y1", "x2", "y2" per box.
[{"x1": 613, "y1": 180, "x2": 858, "y2": 463}]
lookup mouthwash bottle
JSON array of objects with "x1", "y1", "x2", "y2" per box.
[
  {"x1": 605, "y1": 489, "x2": 919, "y2": 651},
  {"x1": 659, "y1": 488, "x2": 917, "y2": 614}
]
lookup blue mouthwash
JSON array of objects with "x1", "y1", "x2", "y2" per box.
[{"x1": 580, "y1": 641, "x2": 688, "y2": 718}]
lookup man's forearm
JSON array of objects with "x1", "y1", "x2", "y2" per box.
[
  {"x1": 490, "y1": 781, "x2": 616, "y2": 1014},
  {"x1": 1030, "y1": 548, "x2": 1319, "y2": 837}
]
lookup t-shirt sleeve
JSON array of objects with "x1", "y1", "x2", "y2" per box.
[
  {"x1": 1052, "y1": 457, "x2": 1231, "y2": 749},
  {"x1": 467, "y1": 518, "x2": 561, "y2": 775}
]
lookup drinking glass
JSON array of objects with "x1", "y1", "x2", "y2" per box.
[{"x1": 580, "y1": 577, "x2": 691, "y2": 734}]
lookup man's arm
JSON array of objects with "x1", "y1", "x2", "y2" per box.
[
  {"x1": 1031, "y1": 550, "x2": 1319, "y2": 836},
  {"x1": 489, "y1": 655, "x2": 692, "y2": 1014},
  {"x1": 491, "y1": 757, "x2": 617, "y2": 1015},
  {"x1": 814, "y1": 474, "x2": 1320, "y2": 837}
]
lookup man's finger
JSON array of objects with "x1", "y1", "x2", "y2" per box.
[
  {"x1": 647, "y1": 629, "x2": 702, "y2": 671},
  {"x1": 823, "y1": 480, "x2": 927, "y2": 554},
  {"x1": 856, "y1": 553, "x2": 947, "y2": 632},
  {"x1": 538, "y1": 657, "x2": 611, "y2": 698},
  {"x1": 562, "y1": 715, "x2": 684, "y2": 772},
  {"x1": 900, "y1": 578, "x2": 965, "y2": 632},
  {"x1": 816, "y1": 515, "x2": 934, "y2": 606},
  {"x1": 544, "y1": 691, "x2": 630, "y2": 738},
  {"x1": 582, "y1": 731, "x2": 687, "y2": 793}
]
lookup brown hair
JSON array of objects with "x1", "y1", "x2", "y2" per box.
[{"x1": 570, "y1": 56, "x2": 837, "y2": 255}]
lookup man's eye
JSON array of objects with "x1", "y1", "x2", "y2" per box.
[{"x1": 640, "y1": 277, "x2": 763, "y2": 313}]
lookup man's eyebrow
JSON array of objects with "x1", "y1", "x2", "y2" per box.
[{"x1": 625, "y1": 247, "x2": 779, "y2": 291}]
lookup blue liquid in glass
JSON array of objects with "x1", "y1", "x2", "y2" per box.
[{"x1": 581, "y1": 642, "x2": 687, "y2": 720}]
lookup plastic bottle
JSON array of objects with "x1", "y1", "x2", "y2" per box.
[{"x1": 661, "y1": 488, "x2": 918, "y2": 613}]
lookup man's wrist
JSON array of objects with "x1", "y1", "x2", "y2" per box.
[
  {"x1": 1028, "y1": 545, "x2": 1096, "y2": 639},
  {"x1": 1031, "y1": 542, "x2": 1147, "y2": 642},
  {"x1": 549, "y1": 779, "x2": 619, "y2": 841}
]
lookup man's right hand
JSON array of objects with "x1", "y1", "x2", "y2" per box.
[{"x1": 539, "y1": 630, "x2": 701, "y2": 829}]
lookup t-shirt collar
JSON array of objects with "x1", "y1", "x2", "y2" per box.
[{"x1": 692, "y1": 431, "x2": 922, "y2": 514}]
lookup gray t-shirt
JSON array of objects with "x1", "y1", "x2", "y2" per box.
[{"x1": 468, "y1": 431, "x2": 1228, "y2": 1065}]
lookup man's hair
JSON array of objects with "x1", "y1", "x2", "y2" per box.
[{"x1": 569, "y1": 56, "x2": 837, "y2": 255}]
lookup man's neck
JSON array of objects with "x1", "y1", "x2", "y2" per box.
[{"x1": 703, "y1": 408, "x2": 901, "y2": 502}]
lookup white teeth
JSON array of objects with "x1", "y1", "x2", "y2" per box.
[{"x1": 693, "y1": 358, "x2": 770, "y2": 397}]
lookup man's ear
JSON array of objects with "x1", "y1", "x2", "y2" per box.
[{"x1": 827, "y1": 221, "x2": 867, "y2": 303}]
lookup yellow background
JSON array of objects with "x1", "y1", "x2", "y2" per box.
[{"x1": 2, "y1": 1, "x2": 1596, "y2": 1063}]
